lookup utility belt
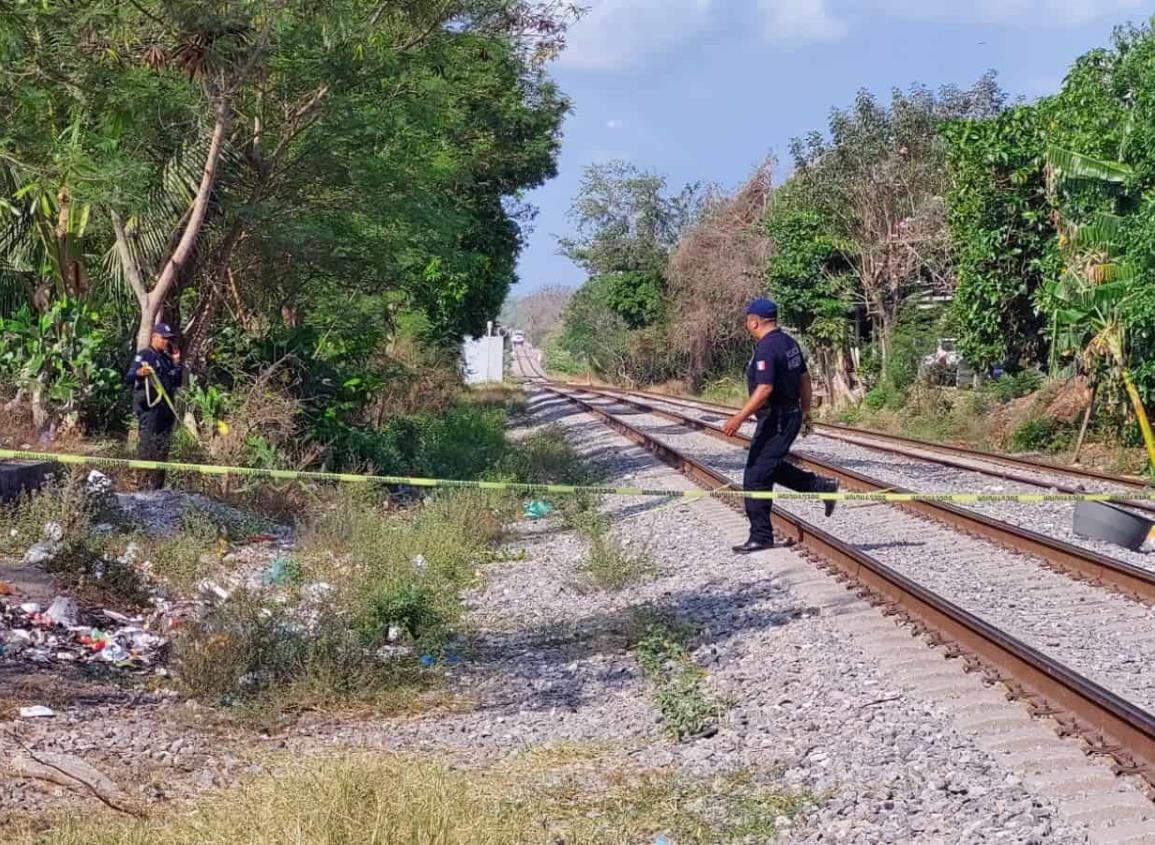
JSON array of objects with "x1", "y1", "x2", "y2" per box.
[{"x1": 755, "y1": 402, "x2": 802, "y2": 421}]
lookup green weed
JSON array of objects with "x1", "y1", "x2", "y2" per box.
[
  {"x1": 564, "y1": 501, "x2": 655, "y2": 591},
  {"x1": 634, "y1": 615, "x2": 728, "y2": 741}
]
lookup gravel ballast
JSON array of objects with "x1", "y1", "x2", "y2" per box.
[
  {"x1": 567, "y1": 391, "x2": 1155, "y2": 717},
  {"x1": 301, "y1": 388, "x2": 1128, "y2": 844}
]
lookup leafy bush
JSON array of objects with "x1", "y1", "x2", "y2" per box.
[
  {"x1": 634, "y1": 616, "x2": 726, "y2": 740},
  {"x1": 1009, "y1": 416, "x2": 1073, "y2": 453},
  {"x1": 173, "y1": 591, "x2": 395, "y2": 707},
  {"x1": 0, "y1": 298, "x2": 127, "y2": 434},
  {"x1": 987, "y1": 370, "x2": 1044, "y2": 403},
  {"x1": 864, "y1": 385, "x2": 894, "y2": 411},
  {"x1": 493, "y1": 425, "x2": 598, "y2": 486}
]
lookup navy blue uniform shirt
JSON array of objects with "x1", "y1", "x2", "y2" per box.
[
  {"x1": 125, "y1": 348, "x2": 183, "y2": 397},
  {"x1": 746, "y1": 328, "x2": 807, "y2": 414}
]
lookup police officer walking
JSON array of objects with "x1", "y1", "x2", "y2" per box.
[
  {"x1": 124, "y1": 323, "x2": 183, "y2": 490},
  {"x1": 722, "y1": 299, "x2": 838, "y2": 553}
]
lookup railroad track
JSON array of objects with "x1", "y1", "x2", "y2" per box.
[
  {"x1": 595, "y1": 385, "x2": 1155, "y2": 514},
  {"x1": 511, "y1": 343, "x2": 548, "y2": 382},
  {"x1": 556, "y1": 383, "x2": 1155, "y2": 602},
  {"x1": 537, "y1": 383, "x2": 1155, "y2": 789}
]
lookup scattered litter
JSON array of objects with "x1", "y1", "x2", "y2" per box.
[
  {"x1": 42, "y1": 522, "x2": 64, "y2": 544},
  {"x1": 1, "y1": 601, "x2": 167, "y2": 671},
  {"x1": 411, "y1": 554, "x2": 427, "y2": 570},
  {"x1": 524, "y1": 500, "x2": 555, "y2": 520},
  {"x1": 44, "y1": 596, "x2": 78, "y2": 627},
  {"x1": 19, "y1": 706, "x2": 56, "y2": 718}
]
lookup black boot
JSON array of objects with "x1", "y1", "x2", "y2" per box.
[
  {"x1": 816, "y1": 477, "x2": 839, "y2": 517},
  {"x1": 732, "y1": 539, "x2": 774, "y2": 555}
]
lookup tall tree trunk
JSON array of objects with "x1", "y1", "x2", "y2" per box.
[
  {"x1": 1071, "y1": 381, "x2": 1097, "y2": 466},
  {"x1": 114, "y1": 101, "x2": 231, "y2": 350}
]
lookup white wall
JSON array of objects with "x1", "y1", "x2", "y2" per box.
[{"x1": 462, "y1": 335, "x2": 505, "y2": 385}]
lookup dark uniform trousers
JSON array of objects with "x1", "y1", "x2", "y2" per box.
[
  {"x1": 134, "y1": 392, "x2": 175, "y2": 490},
  {"x1": 743, "y1": 405, "x2": 819, "y2": 544}
]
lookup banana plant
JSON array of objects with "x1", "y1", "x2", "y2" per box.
[
  {"x1": 1044, "y1": 148, "x2": 1155, "y2": 468},
  {"x1": 0, "y1": 123, "x2": 95, "y2": 307}
]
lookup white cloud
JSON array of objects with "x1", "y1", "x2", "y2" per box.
[
  {"x1": 606, "y1": 118, "x2": 625, "y2": 130},
  {"x1": 759, "y1": 0, "x2": 846, "y2": 41},
  {"x1": 874, "y1": 0, "x2": 1143, "y2": 25},
  {"x1": 558, "y1": 0, "x2": 714, "y2": 71},
  {"x1": 556, "y1": 0, "x2": 1147, "y2": 72}
]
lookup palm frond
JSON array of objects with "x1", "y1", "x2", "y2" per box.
[
  {"x1": 101, "y1": 124, "x2": 247, "y2": 294},
  {"x1": 1047, "y1": 147, "x2": 1134, "y2": 184},
  {"x1": 1072, "y1": 213, "x2": 1128, "y2": 251},
  {"x1": 1086, "y1": 262, "x2": 1137, "y2": 286}
]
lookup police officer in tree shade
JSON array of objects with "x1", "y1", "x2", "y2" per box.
[
  {"x1": 722, "y1": 299, "x2": 839, "y2": 554},
  {"x1": 125, "y1": 322, "x2": 183, "y2": 490}
]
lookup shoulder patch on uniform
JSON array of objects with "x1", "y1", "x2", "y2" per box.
[
  {"x1": 756, "y1": 360, "x2": 766, "y2": 371},
  {"x1": 134, "y1": 355, "x2": 142, "y2": 362}
]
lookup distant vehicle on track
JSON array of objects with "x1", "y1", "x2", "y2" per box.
[{"x1": 512, "y1": 331, "x2": 525, "y2": 345}]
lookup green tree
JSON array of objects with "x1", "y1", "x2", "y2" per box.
[
  {"x1": 942, "y1": 105, "x2": 1058, "y2": 371},
  {"x1": 788, "y1": 75, "x2": 1007, "y2": 367},
  {"x1": 0, "y1": 0, "x2": 574, "y2": 363},
  {"x1": 764, "y1": 193, "x2": 855, "y2": 399},
  {"x1": 1044, "y1": 148, "x2": 1155, "y2": 467}
]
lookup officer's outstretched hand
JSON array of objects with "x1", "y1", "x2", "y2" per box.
[
  {"x1": 136, "y1": 362, "x2": 155, "y2": 378},
  {"x1": 722, "y1": 414, "x2": 746, "y2": 437}
]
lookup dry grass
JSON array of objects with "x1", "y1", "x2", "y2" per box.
[
  {"x1": 9, "y1": 747, "x2": 812, "y2": 845},
  {"x1": 172, "y1": 488, "x2": 518, "y2": 714}
]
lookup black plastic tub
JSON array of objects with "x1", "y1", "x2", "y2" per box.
[{"x1": 1073, "y1": 500, "x2": 1154, "y2": 552}]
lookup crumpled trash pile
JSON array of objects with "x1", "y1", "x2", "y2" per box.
[{"x1": 0, "y1": 595, "x2": 168, "y2": 671}]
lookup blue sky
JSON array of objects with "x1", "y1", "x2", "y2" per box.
[{"x1": 512, "y1": 0, "x2": 1155, "y2": 295}]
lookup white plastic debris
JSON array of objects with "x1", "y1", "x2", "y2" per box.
[
  {"x1": 86, "y1": 470, "x2": 113, "y2": 495},
  {"x1": 22, "y1": 543, "x2": 55, "y2": 566},
  {"x1": 99, "y1": 642, "x2": 129, "y2": 663},
  {"x1": 198, "y1": 580, "x2": 230, "y2": 601},
  {"x1": 19, "y1": 706, "x2": 56, "y2": 718},
  {"x1": 41, "y1": 522, "x2": 64, "y2": 543},
  {"x1": 44, "y1": 597, "x2": 79, "y2": 627}
]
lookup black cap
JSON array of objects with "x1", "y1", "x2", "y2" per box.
[
  {"x1": 745, "y1": 298, "x2": 778, "y2": 319},
  {"x1": 152, "y1": 322, "x2": 177, "y2": 339}
]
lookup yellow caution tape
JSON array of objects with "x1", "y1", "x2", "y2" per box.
[{"x1": 1, "y1": 448, "x2": 1153, "y2": 504}]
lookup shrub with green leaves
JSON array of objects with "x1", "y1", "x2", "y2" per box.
[{"x1": 0, "y1": 298, "x2": 127, "y2": 434}]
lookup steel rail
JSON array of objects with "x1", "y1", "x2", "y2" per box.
[
  {"x1": 552, "y1": 384, "x2": 1155, "y2": 604},
  {"x1": 587, "y1": 385, "x2": 1155, "y2": 516},
  {"x1": 539, "y1": 384, "x2": 1155, "y2": 785}
]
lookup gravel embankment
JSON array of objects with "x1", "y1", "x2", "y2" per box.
[{"x1": 302, "y1": 389, "x2": 1097, "y2": 843}]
